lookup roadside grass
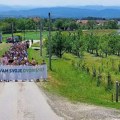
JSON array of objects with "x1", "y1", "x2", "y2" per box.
[
  {"x1": 27, "y1": 47, "x2": 47, "y2": 63},
  {"x1": 28, "y1": 47, "x2": 120, "y2": 109},
  {"x1": 47, "y1": 59, "x2": 119, "y2": 109},
  {"x1": 0, "y1": 43, "x2": 11, "y2": 57}
]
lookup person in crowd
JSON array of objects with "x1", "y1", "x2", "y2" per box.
[
  {"x1": 41, "y1": 60, "x2": 46, "y2": 65},
  {"x1": 31, "y1": 39, "x2": 33, "y2": 44},
  {"x1": 1, "y1": 55, "x2": 8, "y2": 65},
  {"x1": 31, "y1": 58, "x2": 36, "y2": 66}
]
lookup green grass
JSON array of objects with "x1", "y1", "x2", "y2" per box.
[
  {"x1": 63, "y1": 52, "x2": 120, "y2": 82},
  {"x1": 31, "y1": 42, "x2": 40, "y2": 47},
  {"x1": 24, "y1": 31, "x2": 49, "y2": 40},
  {"x1": 0, "y1": 43, "x2": 11, "y2": 56},
  {"x1": 2, "y1": 31, "x2": 57, "y2": 42},
  {"x1": 28, "y1": 47, "x2": 120, "y2": 109}
]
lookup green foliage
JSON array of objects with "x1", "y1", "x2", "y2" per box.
[
  {"x1": 45, "y1": 31, "x2": 67, "y2": 58},
  {"x1": 87, "y1": 20, "x2": 97, "y2": 29},
  {"x1": 104, "y1": 20, "x2": 118, "y2": 29}
]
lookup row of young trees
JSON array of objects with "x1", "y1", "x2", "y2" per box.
[{"x1": 45, "y1": 30, "x2": 120, "y2": 58}]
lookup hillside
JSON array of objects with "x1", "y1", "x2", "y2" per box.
[{"x1": 1, "y1": 6, "x2": 120, "y2": 18}]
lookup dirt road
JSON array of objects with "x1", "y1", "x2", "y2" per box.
[
  {"x1": 0, "y1": 82, "x2": 120, "y2": 120},
  {"x1": 0, "y1": 82, "x2": 63, "y2": 120}
]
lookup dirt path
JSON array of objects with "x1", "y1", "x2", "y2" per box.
[{"x1": 0, "y1": 82, "x2": 63, "y2": 120}]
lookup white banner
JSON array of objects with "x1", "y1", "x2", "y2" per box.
[{"x1": 0, "y1": 65, "x2": 47, "y2": 80}]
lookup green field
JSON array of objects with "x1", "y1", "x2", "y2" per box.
[{"x1": 2, "y1": 31, "x2": 55, "y2": 42}]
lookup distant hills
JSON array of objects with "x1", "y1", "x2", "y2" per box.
[
  {"x1": 1, "y1": 5, "x2": 120, "y2": 18},
  {"x1": 0, "y1": 4, "x2": 35, "y2": 12}
]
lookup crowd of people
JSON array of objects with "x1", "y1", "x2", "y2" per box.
[
  {"x1": 0, "y1": 41, "x2": 37, "y2": 66},
  {"x1": 0, "y1": 41, "x2": 47, "y2": 82}
]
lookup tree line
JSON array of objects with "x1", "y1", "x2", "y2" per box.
[{"x1": 0, "y1": 18, "x2": 119, "y2": 33}]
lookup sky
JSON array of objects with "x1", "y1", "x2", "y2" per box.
[{"x1": 1, "y1": 0, "x2": 120, "y2": 7}]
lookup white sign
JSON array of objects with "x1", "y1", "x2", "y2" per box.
[{"x1": 0, "y1": 65, "x2": 47, "y2": 80}]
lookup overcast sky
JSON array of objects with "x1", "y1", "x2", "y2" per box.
[{"x1": 1, "y1": 0, "x2": 120, "y2": 7}]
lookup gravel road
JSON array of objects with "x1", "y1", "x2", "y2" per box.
[
  {"x1": 0, "y1": 82, "x2": 63, "y2": 120},
  {"x1": 38, "y1": 83, "x2": 120, "y2": 120}
]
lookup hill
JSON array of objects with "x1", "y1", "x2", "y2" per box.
[{"x1": 1, "y1": 6, "x2": 120, "y2": 18}]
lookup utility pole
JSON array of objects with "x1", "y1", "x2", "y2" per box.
[
  {"x1": 0, "y1": 27, "x2": 2, "y2": 43},
  {"x1": 48, "y1": 12, "x2": 52, "y2": 70},
  {"x1": 24, "y1": 21, "x2": 26, "y2": 40},
  {"x1": 11, "y1": 22, "x2": 14, "y2": 41},
  {"x1": 40, "y1": 19, "x2": 42, "y2": 56}
]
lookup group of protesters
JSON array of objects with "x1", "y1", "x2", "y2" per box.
[
  {"x1": 0, "y1": 42, "x2": 46, "y2": 82},
  {"x1": 0, "y1": 41, "x2": 38, "y2": 66}
]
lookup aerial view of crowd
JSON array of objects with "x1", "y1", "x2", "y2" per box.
[{"x1": 0, "y1": 41, "x2": 37, "y2": 66}]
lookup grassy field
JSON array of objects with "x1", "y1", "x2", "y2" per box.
[
  {"x1": 28, "y1": 47, "x2": 120, "y2": 109},
  {"x1": 2, "y1": 31, "x2": 56, "y2": 42}
]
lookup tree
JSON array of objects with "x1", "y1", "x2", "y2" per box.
[
  {"x1": 55, "y1": 19, "x2": 64, "y2": 30},
  {"x1": 85, "y1": 32, "x2": 99, "y2": 55},
  {"x1": 25, "y1": 18, "x2": 36, "y2": 30},
  {"x1": 99, "y1": 34, "x2": 110, "y2": 57},
  {"x1": 71, "y1": 29, "x2": 85, "y2": 57},
  {"x1": 45, "y1": 31, "x2": 67, "y2": 58},
  {"x1": 87, "y1": 20, "x2": 97, "y2": 29},
  {"x1": 104, "y1": 20, "x2": 118, "y2": 29}
]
